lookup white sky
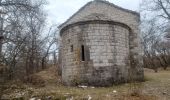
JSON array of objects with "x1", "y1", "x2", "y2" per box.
[{"x1": 45, "y1": 0, "x2": 140, "y2": 25}]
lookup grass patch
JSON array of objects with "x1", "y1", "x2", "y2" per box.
[{"x1": 1, "y1": 68, "x2": 170, "y2": 100}]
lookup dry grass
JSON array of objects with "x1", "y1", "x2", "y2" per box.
[{"x1": 1, "y1": 67, "x2": 170, "y2": 100}]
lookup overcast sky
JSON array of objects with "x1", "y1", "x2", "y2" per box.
[{"x1": 45, "y1": 0, "x2": 140, "y2": 25}]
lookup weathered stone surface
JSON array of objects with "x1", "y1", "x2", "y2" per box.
[{"x1": 59, "y1": 0, "x2": 144, "y2": 86}]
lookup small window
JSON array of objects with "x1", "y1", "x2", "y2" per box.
[
  {"x1": 68, "y1": 39, "x2": 70, "y2": 43},
  {"x1": 81, "y1": 45, "x2": 85, "y2": 61},
  {"x1": 71, "y1": 45, "x2": 73, "y2": 52}
]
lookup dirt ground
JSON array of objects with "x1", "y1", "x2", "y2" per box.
[{"x1": 0, "y1": 67, "x2": 170, "y2": 100}]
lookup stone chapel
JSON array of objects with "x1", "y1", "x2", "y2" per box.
[{"x1": 59, "y1": 0, "x2": 144, "y2": 86}]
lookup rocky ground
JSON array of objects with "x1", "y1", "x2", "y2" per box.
[{"x1": 0, "y1": 67, "x2": 170, "y2": 100}]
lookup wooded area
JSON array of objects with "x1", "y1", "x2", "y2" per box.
[
  {"x1": 141, "y1": 0, "x2": 170, "y2": 72},
  {"x1": 0, "y1": 0, "x2": 58, "y2": 82}
]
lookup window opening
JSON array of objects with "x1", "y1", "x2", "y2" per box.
[
  {"x1": 81, "y1": 45, "x2": 85, "y2": 61},
  {"x1": 71, "y1": 45, "x2": 73, "y2": 52}
]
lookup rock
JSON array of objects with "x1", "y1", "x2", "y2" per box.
[
  {"x1": 87, "y1": 95, "x2": 92, "y2": 100},
  {"x1": 46, "y1": 96, "x2": 52, "y2": 100},
  {"x1": 65, "y1": 93, "x2": 70, "y2": 95},
  {"x1": 78, "y1": 85, "x2": 88, "y2": 88},
  {"x1": 113, "y1": 90, "x2": 117, "y2": 93},
  {"x1": 10, "y1": 84, "x2": 18, "y2": 89},
  {"x1": 16, "y1": 92, "x2": 24, "y2": 97},
  {"x1": 163, "y1": 92, "x2": 167, "y2": 95},
  {"x1": 64, "y1": 93, "x2": 70, "y2": 97},
  {"x1": 29, "y1": 97, "x2": 36, "y2": 100},
  {"x1": 78, "y1": 85, "x2": 88, "y2": 89},
  {"x1": 106, "y1": 94, "x2": 109, "y2": 97},
  {"x1": 66, "y1": 96, "x2": 73, "y2": 100},
  {"x1": 10, "y1": 92, "x2": 25, "y2": 100},
  {"x1": 1, "y1": 94, "x2": 10, "y2": 100}
]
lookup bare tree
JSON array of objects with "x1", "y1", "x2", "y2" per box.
[
  {"x1": 141, "y1": 0, "x2": 170, "y2": 19},
  {"x1": 40, "y1": 25, "x2": 59, "y2": 69},
  {"x1": 0, "y1": 0, "x2": 45, "y2": 60},
  {"x1": 141, "y1": 18, "x2": 161, "y2": 72},
  {"x1": 141, "y1": 0, "x2": 170, "y2": 70},
  {"x1": 0, "y1": 0, "x2": 48, "y2": 79}
]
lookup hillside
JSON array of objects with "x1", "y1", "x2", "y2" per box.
[{"x1": 1, "y1": 67, "x2": 170, "y2": 100}]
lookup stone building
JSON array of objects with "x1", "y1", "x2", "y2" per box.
[{"x1": 59, "y1": 0, "x2": 144, "y2": 86}]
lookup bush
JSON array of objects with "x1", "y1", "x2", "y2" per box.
[{"x1": 23, "y1": 75, "x2": 45, "y2": 87}]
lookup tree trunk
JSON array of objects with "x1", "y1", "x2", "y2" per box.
[
  {"x1": 0, "y1": 15, "x2": 4, "y2": 64},
  {"x1": 41, "y1": 57, "x2": 46, "y2": 69}
]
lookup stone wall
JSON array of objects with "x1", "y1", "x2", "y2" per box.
[{"x1": 61, "y1": 20, "x2": 134, "y2": 86}]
